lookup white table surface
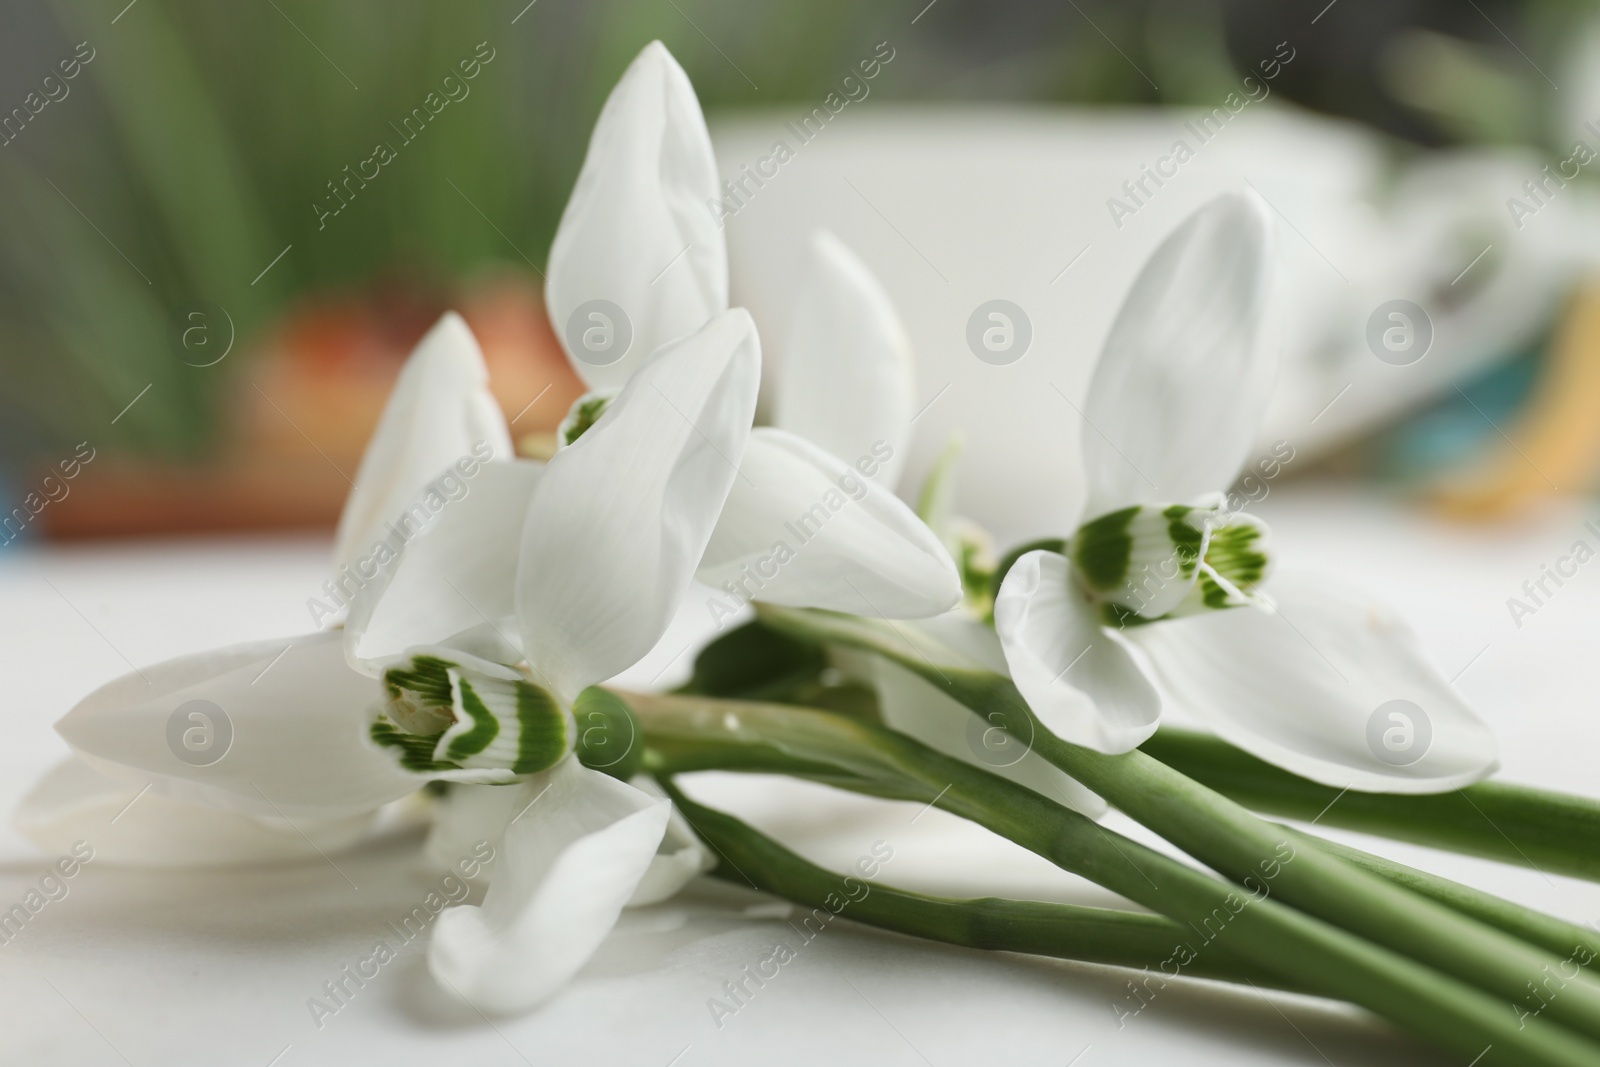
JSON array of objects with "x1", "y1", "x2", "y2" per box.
[{"x1": 3, "y1": 484, "x2": 1599, "y2": 1067}]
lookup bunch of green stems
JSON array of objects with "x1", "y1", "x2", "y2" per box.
[{"x1": 595, "y1": 614, "x2": 1600, "y2": 1066}]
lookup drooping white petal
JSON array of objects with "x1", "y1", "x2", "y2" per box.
[
  {"x1": 1127, "y1": 571, "x2": 1499, "y2": 793},
  {"x1": 993, "y1": 551, "x2": 1162, "y2": 753},
  {"x1": 428, "y1": 758, "x2": 670, "y2": 1013},
  {"x1": 870, "y1": 614, "x2": 1106, "y2": 817},
  {"x1": 55, "y1": 632, "x2": 419, "y2": 820},
  {"x1": 774, "y1": 230, "x2": 915, "y2": 488},
  {"x1": 545, "y1": 40, "x2": 727, "y2": 391},
  {"x1": 517, "y1": 310, "x2": 759, "y2": 700},
  {"x1": 345, "y1": 460, "x2": 543, "y2": 673},
  {"x1": 625, "y1": 774, "x2": 714, "y2": 905},
  {"x1": 699, "y1": 428, "x2": 960, "y2": 619},
  {"x1": 421, "y1": 776, "x2": 708, "y2": 905},
  {"x1": 13, "y1": 756, "x2": 379, "y2": 867},
  {"x1": 333, "y1": 312, "x2": 513, "y2": 577},
  {"x1": 1080, "y1": 192, "x2": 1274, "y2": 520},
  {"x1": 425, "y1": 783, "x2": 522, "y2": 881}
]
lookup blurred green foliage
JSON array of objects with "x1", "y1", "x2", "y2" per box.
[
  {"x1": 0, "y1": 0, "x2": 886, "y2": 457},
  {"x1": 0, "y1": 0, "x2": 1582, "y2": 461}
]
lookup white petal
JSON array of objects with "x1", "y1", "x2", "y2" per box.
[
  {"x1": 422, "y1": 777, "x2": 707, "y2": 906},
  {"x1": 345, "y1": 460, "x2": 544, "y2": 672},
  {"x1": 1127, "y1": 572, "x2": 1500, "y2": 793},
  {"x1": 517, "y1": 309, "x2": 760, "y2": 699},
  {"x1": 871, "y1": 614, "x2": 1105, "y2": 817},
  {"x1": 1081, "y1": 192, "x2": 1274, "y2": 518},
  {"x1": 333, "y1": 312, "x2": 513, "y2": 577},
  {"x1": 774, "y1": 230, "x2": 915, "y2": 487},
  {"x1": 625, "y1": 774, "x2": 714, "y2": 905},
  {"x1": 425, "y1": 783, "x2": 522, "y2": 880},
  {"x1": 699, "y1": 428, "x2": 960, "y2": 618},
  {"x1": 55, "y1": 632, "x2": 419, "y2": 820},
  {"x1": 13, "y1": 756, "x2": 378, "y2": 867},
  {"x1": 428, "y1": 758, "x2": 670, "y2": 1013},
  {"x1": 993, "y1": 551, "x2": 1162, "y2": 753},
  {"x1": 545, "y1": 41, "x2": 727, "y2": 391}
]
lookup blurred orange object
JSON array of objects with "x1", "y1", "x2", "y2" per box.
[{"x1": 39, "y1": 271, "x2": 583, "y2": 540}]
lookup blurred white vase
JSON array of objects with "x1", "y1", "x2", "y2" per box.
[{"x1": 713, "y1": 104, "x2": 1593, "y2": 542}]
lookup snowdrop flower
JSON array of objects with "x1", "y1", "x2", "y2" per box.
[
  {"x1": 347, "y1": 305, "x2": 761, "y2": 1011},
  {"x1": 19, "y1": 307, "x2": 761, "y2": 1013},
  {"x1": 543, "y1": 41, "x2": 1086, "y2": 804},
  {"x1": 992, "y1": 191, "x2": 1499, "y2": 793},
  {"x1": 545, "y1": 40, "x2": 958, "y2": 621},
  {"x1": 17, "y1": 312, "x2": 514, "y2": 863}
]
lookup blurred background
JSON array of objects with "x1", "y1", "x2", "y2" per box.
[{"x1": 4, "y1": 0, "x2": 1600, "y2": 543}]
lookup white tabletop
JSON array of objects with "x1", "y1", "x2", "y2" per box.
[{"x1": 3, "y1": 484, "x2": 1598, "y2": 1067}]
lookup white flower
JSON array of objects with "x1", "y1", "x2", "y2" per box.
[
  {"x1": 545, "y1": 41, "x2": 726, "y2": 394},
  {"x1": 544, "y1": 41, "x2": 958, "y2": 621},
  {"x1": 992, "y1": 191, "x2": 1499, "y2": 793},
  {"x1": 332, "y1": 312, "x2": 515, "y2": 579},
  {"x1": 19, "y1": 307, "x2": 760, "y2": 1013}
]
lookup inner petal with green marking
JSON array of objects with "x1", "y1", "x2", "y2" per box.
[
  {"x1": 1069, "y1": 503, "x2": 1273, "y2": 625},
  {"x1": 371, "y1": 650, "x2": 573, "y2": 783},
  {"x1": 1167, "y1": 512, "x2": 1274, "y2": 617},
  {"x1": 1070, "y1": 503, "x2": 1212, "y2": 619}
]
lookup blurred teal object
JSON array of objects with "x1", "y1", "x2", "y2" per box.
[{"x1": 1369, "y1": 345, "x2": 1544, "y2": 484}]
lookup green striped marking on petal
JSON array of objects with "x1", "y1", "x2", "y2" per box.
[
  {"x1": 1162, "y1": 504, "x2": 1206, "y2": 578},
  {"x1": 1169, "y1": 512, "x2": 1274, "y2": 617},
  {"x1": 436, "y1": 669, "x2": 570, "y2": 776},
  {"x1": 443, "y1": 677, "x2": 500, "y2": 760},
  {"x1": 377, "y1": 651, "x2": 572, "y2": 780},
  {"x1": 1070, "y1": 505, "x2": 1139, "y2": 592},
  {"x1": 1206, "y1": 517, "x2": 1270, "y2": 590},
  {"x1": 371, "y1": 718, "x2": 462, "y2": 775},
  {"x1": 1070, "y1": 503, "x2": 1212, "y2": 618},
  {"x1": 512, "y1": 681, "x2": 568, "y2": 775}
]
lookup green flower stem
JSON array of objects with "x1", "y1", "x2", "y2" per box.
[
  {"x1": 628, "y1": 689, "x2": 1600, "y2": 1066},
  {"x1": 655, "y1": 776, "x2": 1303, "y2": 991},
  {"x1": 1142, "y1": 727, "x2": 1600, "y2": 882},
  {"x1": 750, "y1": 606, "x2": 1600, "y2": 1051},
  {"x1": 1289, "y1": 828, "x2": 1600, "y2": 966}
]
